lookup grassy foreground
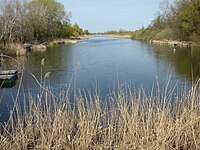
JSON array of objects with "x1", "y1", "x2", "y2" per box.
[{"x1": 0, "y1": 79, "x2": 200, "y2": 149}]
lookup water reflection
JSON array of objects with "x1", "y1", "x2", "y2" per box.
[{"x1": 149, "y1": 44, "x2": 200, "y2": 82}]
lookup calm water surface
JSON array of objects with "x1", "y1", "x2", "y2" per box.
[{"x1": 0, "y1": 36, "x2": 200, "y2": 122}]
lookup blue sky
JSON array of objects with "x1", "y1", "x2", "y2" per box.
[{"x1": 58, "y1": 0, "x2": 162, "y2": 33}]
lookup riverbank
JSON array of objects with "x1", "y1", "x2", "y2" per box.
[
  {"x1": 150, "y1": 39, "x2": 193, "y2": 47},
  {"x1": 0, "y1": 35, "x2": 94, "y2": 56},
  {"x1": 106, "y1": 33, "x2": 200, "y2": 48},
  {"x1": 0, "y1": 80, "x2": 200, "y2": 149},
  {"x1": 48, "y1": 35, "x2": 94, "y2": 47}
]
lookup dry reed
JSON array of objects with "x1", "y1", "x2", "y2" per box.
[{"x1": 0, "y1": 78, "x2": 199, "y2": 150}]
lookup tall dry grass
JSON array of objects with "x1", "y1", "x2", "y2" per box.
[
  {"x1": 0, "y1": 78, "x2": 199, "y2": 149},
  {"x1": 0, "y1": 43, "x2": 26, "y2": 55}
]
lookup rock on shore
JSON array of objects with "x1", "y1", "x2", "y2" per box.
[{"x1": 150, "y1": 40, "x2": 192, "y2": 47}]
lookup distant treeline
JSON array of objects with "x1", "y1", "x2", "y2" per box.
[
  {"x1": 105, "y1": 29, "x2": 132, "y2": 35},
  {"x1": 132, "y1": 0, "x2": 200, "y2": 41},
  {"x1": 0, "y1": 0, "x2": 89, "y2": 44}
]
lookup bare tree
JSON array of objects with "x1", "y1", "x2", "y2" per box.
[
  {"x1": 0, "y1": 0, "x2": 73, "y2": 45},
  {"x1": 27, "y1": 0, "x2": 48, "y2": 42},
  {"x1": 0, "y1": 0, "x2": 17, "y2": 43}
]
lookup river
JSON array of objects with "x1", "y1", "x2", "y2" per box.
[{"x1": 0, "y1": 36, "x2": 200, "y2": 122}]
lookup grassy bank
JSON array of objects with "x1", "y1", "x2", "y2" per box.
[{"x1": 0, "y1": 79, "x2": 200, "y2": 149}]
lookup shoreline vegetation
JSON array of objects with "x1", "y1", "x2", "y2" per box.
[
  {"x1": 0, "y1": 77, "x2": 200, "y2": 149},
  {"x1": 104, "y1": 31, "x2": 200, "y2": 48},
  {"x1": 104, "y1": 32, "x2": 200, "y2": 48},
  {"x1": 105, "y1": 32, "x2": 200, "y2": 48},
  {"x1": 107, "y1": 33, "x2": 197, "y2": 48}
]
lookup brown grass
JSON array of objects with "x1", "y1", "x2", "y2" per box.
[
  {"x1": 0, "y1": 43, "x2": 26, "y2": 55},
  {"x1": 0, "y1": 78, "x2": 199, "y2": 149}
]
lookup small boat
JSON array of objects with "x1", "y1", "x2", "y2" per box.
[
  {"x1": 0, "y1": 70, "x2": 17, "y2": 75},
  {"x1": 0, "y1": 70, "x2": 18, "y2": 88}
]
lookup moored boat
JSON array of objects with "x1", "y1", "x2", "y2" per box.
[
  {"x1": 0, "y1": 70, "x2": 18, "y2": 88},
  {"x1": 0, "y1": 70, "x2": 17, "y2": 75}
]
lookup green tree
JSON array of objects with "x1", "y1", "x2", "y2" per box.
[
  {"x1": 142, "y1": 0, "x2": 200, "y2": 41},
  {"x1": 84, "y1": 29, "x2": 90, "y2": 35},
  {"x1": 28, "y1": 0, "x2": 70, "y2": 41},
  {"x1": 70, "y1": 23, "x2": 84, "y2": 38},
  {"x1": 176, "y1": 0, "x2": 200, "y2": 41}
]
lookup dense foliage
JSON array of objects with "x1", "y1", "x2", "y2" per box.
[
  {"x1": 0, "y1": 0, "x2": 87, "y2": 44},
  {"x1": 132, "y1": 0, "x2": 200, "y2": 41}
]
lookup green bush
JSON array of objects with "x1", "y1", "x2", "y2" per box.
[
  {"x1": 131, "y1": 29, "x2": 158, "y2": 41},
  {"x1": 154, "y1": 28, "x2": 176, "y2": 40},
  {"x1": 189, "y1": 32, "x2": 200, "y2": 42}
]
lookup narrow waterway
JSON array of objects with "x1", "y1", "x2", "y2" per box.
[{"x1": 0, "y1": 36, "x2": 199, "y2": 122}]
